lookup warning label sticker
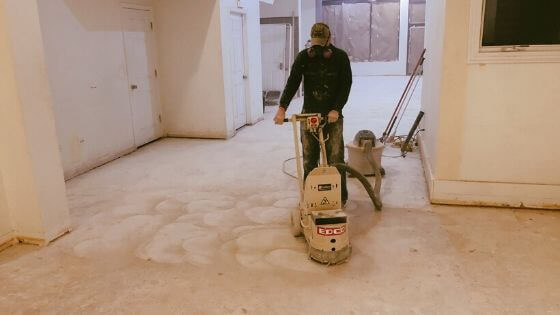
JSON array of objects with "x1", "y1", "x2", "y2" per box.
[{"x1": 320, "y1": 197, "x2": 329, "y2": 205}]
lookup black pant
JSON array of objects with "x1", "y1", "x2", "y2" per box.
[{"x1": 301, "y1": 119, "x2": 348, "y2": 202}]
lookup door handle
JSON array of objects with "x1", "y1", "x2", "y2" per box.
[
  {"x1": 243, "y1": 75, "x2": 248, "y2": 79},
  {"x1": 131, "y1": 84, "x2": 138, "y2": 90}
]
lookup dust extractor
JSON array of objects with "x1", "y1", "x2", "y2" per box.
[{"x1": 284, "y1": 114, "x2": 383, "y2": 265}]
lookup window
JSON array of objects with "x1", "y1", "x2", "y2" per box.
[
  {"x1": 482, "y1": 0, "x2": 560, "y2": 47},
  {"x1": 468, "y1": 0, "x2": 560, "y2": 63}
]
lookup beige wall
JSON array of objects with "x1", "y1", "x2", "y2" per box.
[
  {"x1": 155, "y1": 0, "x2": 229, "y2": 138},
  {"x1": 420, "y1": 0, "x2": 445, "y2": 177},
  {"x1": 0, "y1": 4, "x2": 18, "y2": 243},
  {"x1": 37, "y1": 0, "x2": 153, "y2": 179},
  {"x1": 0, "y1": 171, "x2": 12, "y2": 244},
  {"x1": 156, "y1": 0, "x2": 264, "y2": 138},
  {"x1": 0, "y1": 0, "x2": 70, "y2": 244},
  {"x1": 420, "y1": 0, "x2": 560, "y2": 208}
]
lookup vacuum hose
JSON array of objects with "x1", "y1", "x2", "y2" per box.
[{"x1": 334, "y1": 140, "x2": 382, "y2": 211}]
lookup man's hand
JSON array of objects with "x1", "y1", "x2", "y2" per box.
[
  {"x1": 327, "y1": 110, "x2": 339, "y2": 123},
  {"x1": 274, "y1": 107, "x2": 287, "y2": 125}
]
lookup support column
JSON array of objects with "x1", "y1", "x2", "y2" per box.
[{"x1": 0, "y1": 0, "x2": 70, "y2": 247}]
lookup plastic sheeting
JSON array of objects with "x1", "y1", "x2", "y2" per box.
[
  {"x1": 322, "y1": 2, "x2": 400, "y2": 63},
  {"x1": 408, "y1": 3, "x2": 426, "y2": 25},
  {"x1": 407, "y1": 26, "x2": 425, "y2": 74},
  {"x1": 371, "y1": 2, "x2": 400, "y2": 62},
  {"x1": 322, "y1": 5, "x2": 343, "y2": 47},
  {"x1": 341, "y1": 2, "x2": 371, "y2": 62}
]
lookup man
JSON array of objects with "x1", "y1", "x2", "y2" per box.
[{"x1": 274, "y1": 23, "x2": 352, "y2": 204}]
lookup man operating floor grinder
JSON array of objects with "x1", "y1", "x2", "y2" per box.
[
  {"x1": 274, "y1": 23, "x2": 382, "y2": 264},
  {"x1": 274, "y1": 23, "x2": 351, "y2": 204}
]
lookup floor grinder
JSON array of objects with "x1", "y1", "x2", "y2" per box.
[{"x1": 284, "y1": 114, "x2": 383, "y2": 265}]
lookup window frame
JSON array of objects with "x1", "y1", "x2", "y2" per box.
[{"x1": 468, "y1": 0, "x2": 560, "y2": 64}]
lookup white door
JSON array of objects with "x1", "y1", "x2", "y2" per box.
[
  {"x1": 230, "y1": 13, "x2": 248, "y2": 130},
  {"x1": 122, "y1": 7, "x2": 162, "y2": 146},
  {"x1": 260, "y1": 24, "x2": 289, "y2": 92}
]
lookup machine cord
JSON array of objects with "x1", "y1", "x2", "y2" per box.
[{"x1": 282, "y1": 157, "x2": 300, "y2": 179}]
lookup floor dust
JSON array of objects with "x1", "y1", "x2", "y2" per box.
[{"x1": 1, "y1": 77, "x2": 559, "y2": 314}]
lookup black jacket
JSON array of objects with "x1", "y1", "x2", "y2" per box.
[{"x1": 279, "y1": 45, "x2": 352, "y2": 117}]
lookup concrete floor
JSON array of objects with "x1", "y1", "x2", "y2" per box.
[{"x1": 1, "y1": 77, "x2": 559, "y2": 314}]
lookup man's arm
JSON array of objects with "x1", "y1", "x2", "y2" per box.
[
  {"x1": 279, "y1": 53, "x2": 304, "y2": 110},
  {"x1": 332, "y1": 52, "x2": 353, "y2": 113}
]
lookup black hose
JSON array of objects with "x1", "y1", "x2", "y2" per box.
[
  {"x1": 333, "y1": 163, "x2": 382, "y2": 211},
  {"x1": 364, "y1": 141, "x2": 382, "y2": 199}
]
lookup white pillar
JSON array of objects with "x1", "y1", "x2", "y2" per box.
[
  {"x1": 0, "y1": 0, "x2": 70, "y2": 247},
  {"x1": 299, "y1": 0, "x2": 316, "y2": 50}
]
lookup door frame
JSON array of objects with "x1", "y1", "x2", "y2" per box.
[
  {"x1": 229, "y1": 9, "x2": 250, "y2": 130},
  {"x1": 119, "y1": 3, "x2": 163, "y2": 145},
  {"x1": 260, "y1": 23, "x2": 292, "y2": 93}
]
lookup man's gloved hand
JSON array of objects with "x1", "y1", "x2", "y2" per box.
[
  {"x1": 274, "y1": 107, "x2": 286, "y2": 125},
  {"x1": 327, "y1": 110, "x2": 339, "y2": 123}
]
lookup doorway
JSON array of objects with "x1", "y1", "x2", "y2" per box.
[
  {"x1": 230, "y1": 12, "x2": 249, "y2": 130},
  {"x1": 121, "y1": 5, "x2": 163, "y2": 146},
  {"x1": 261, "y1": 23, "x2": 293, "y2": 100}
]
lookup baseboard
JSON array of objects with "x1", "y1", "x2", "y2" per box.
[
  {"x1": 431, "y1": 180, "x2": 560, "y2": 210},
  {"x1": 64, "y1": 146, "x2": 137, "y2": 180},
  {"x1": 249, "y1": 115, "x2": 264, "y2": 126},
  {"x1": 417, "y1": 135, "x2": 560, "y2": 210},
  {"x1": 166, "y1": 133, "x2": 229, "y2": 140},
  {"x1": 0, "y1": 234, "x2": 44, "y2": 252},
  {"x1": 0, "y1": 231, "x2": 16, "y2": 252},
  {"x1": 0, "y1": 227, "x2": 72, "y2": 253},
  {"x1": 44, "y1": 226, "x2": 71, "y2": 245},
  {"x1": 14, "y1": 235, "x2": 45, "y2": 246}
]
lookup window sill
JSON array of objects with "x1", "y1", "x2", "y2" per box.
[{"x1": 468, "y1": 47, "x2": 560, "y2": 64}]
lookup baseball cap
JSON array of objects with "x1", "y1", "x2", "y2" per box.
[{"x1": 310, "y1": 23, "x2": 331, "y2": 46}]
